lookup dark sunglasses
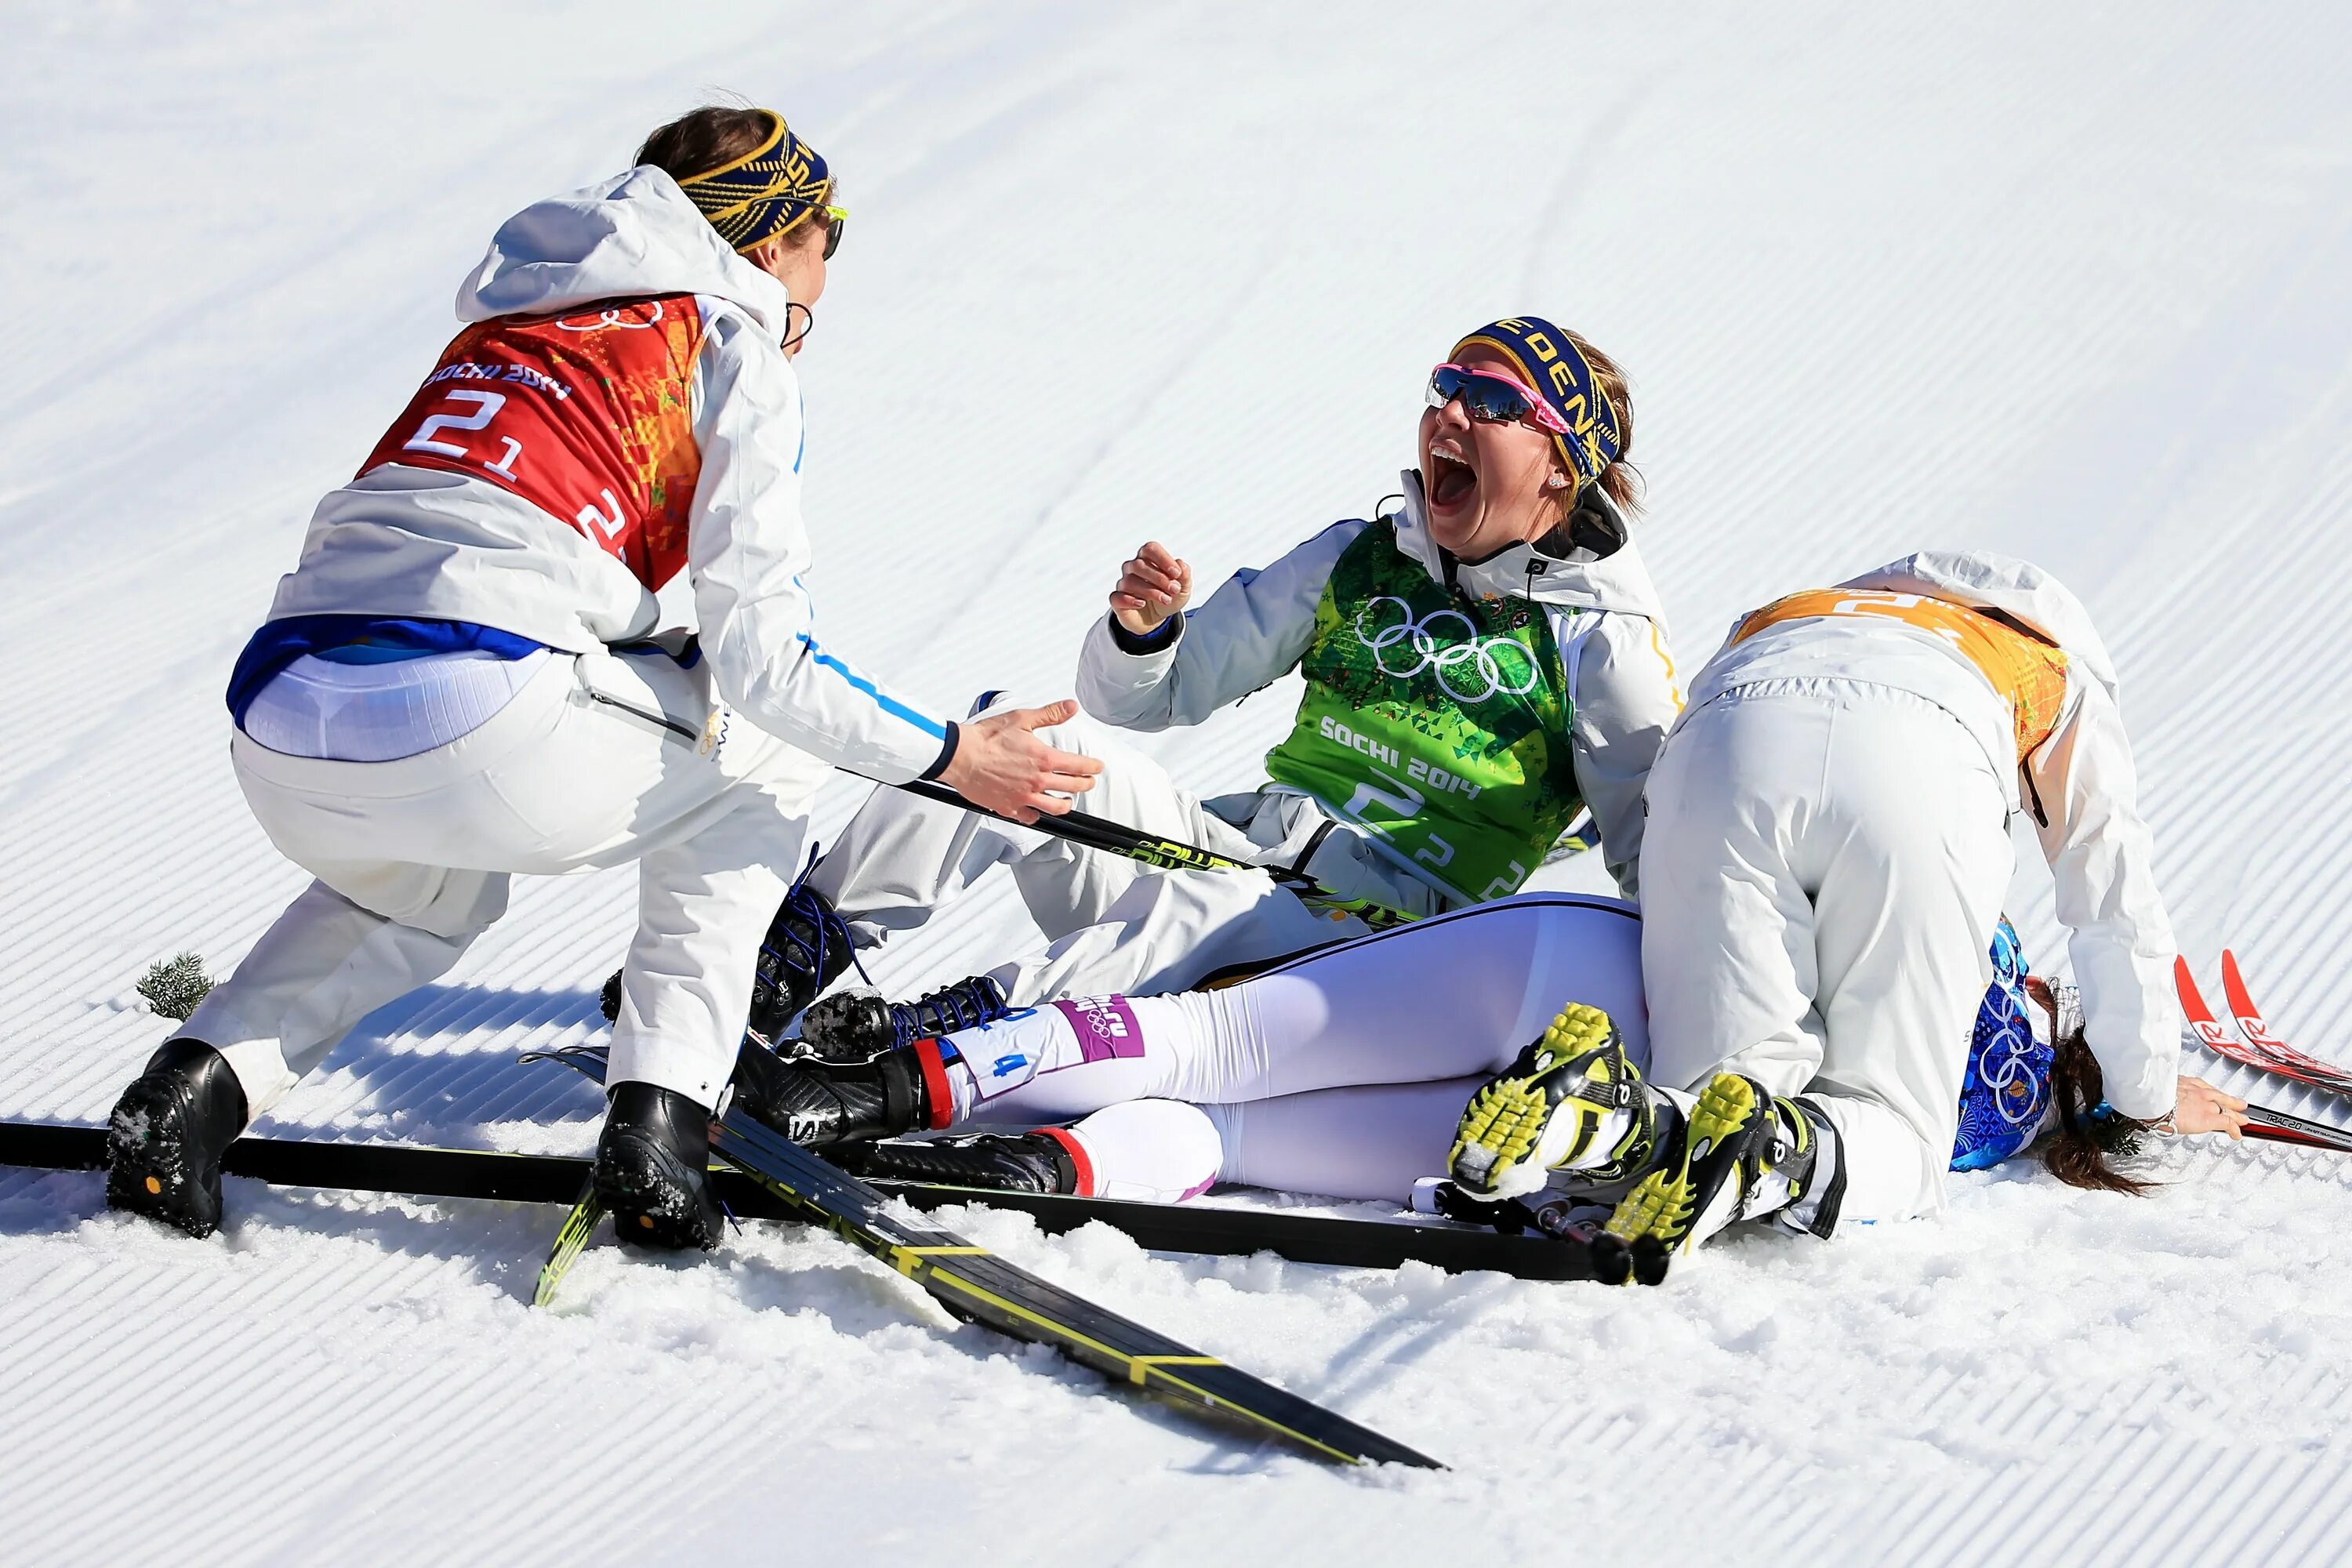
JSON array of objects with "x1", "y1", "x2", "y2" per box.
[
  {"x1": 1425, "y1": 363, "x2": 1569, "y2": 434},
  {"x1": 820, "y1": 204, "x2": 847, "y2": 260}
]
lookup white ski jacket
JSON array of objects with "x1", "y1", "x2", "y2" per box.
[
  {"x1": 1076, "y1": 474, "x2": 1683, "y2": 898},
  {"x1": 260, "y1": 167, "x2": 953, "y2": 783},
  {"x1": 1688, "y1": 550, "x2": 2179, "y2": 1120}
]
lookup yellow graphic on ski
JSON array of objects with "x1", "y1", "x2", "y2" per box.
[{"x1": 533, "y1": 1177, "x2": 604, "y2": 1308}]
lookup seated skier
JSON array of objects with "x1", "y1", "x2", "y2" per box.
[
  {"x1": 702, "y1": 318, "x2": 1685, "y2": 1054},
  {"x1": 101, "y1": 102, "x2": 1098, "y2": 1247}
]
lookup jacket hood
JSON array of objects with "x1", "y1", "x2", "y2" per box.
[
  {"x1": 1840, "y1": 550, "x2": 2119, "y2": 699},
  {"x1": 1392, "y1": 470, "x2": 1670, "y2": 622},
  {"x1": 456, "y1": 166, "x2": 794, "y2": 334}
]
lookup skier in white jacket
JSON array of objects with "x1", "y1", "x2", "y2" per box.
[
  {"x1": 1443, "y1": 550, "x2": 2234, "y2": 1266},
  {"x1": 742, "y1": 319, "x2": 1686, "y2": 1053},
  {"x1": 103, "y1": 103, "x2": 1099, "y2": 1247}
]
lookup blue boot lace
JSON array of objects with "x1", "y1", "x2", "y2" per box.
[
  {"x1": 755, "y1": 844, "x2": 869, "y2": 1035},
  {"x1": 887, "y1": 975, "x2": 1011, "y2": 1051}
]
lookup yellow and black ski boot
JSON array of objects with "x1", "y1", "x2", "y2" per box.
[
  {"x1": 1598, "y1": 1074, "x2": 1839, "y2": 1283},
  {"x1": 1448, "y1": 1004, "x2": 1655, "y2": 1202}
]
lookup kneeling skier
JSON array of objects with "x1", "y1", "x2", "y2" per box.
[
  {"x1": 105, "y1": 103, "x2": 1099, "y2": 1245},
  {"x1": 1448, "y1": 550, "x2": 2240, "y2": 1261}
]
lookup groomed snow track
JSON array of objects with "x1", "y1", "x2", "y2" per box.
[{"x1": 5, "y1": 3, "x2": 2352, "y2": 1563}]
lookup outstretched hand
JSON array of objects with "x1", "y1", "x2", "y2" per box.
[
  {"x1": 938, "y1": 699, "x2": 1103, "y2": 824},
  {"x1": 1110, "y1": 541, "x2": 1192, "y2": 636},
  {"x1": 2170, "y1": 1074, "x2": 2249, "y2": 1138}
]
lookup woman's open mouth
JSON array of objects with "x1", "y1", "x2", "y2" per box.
[{"x1": 1426, "y1": 443, "x2": 1478, "y2": 510}]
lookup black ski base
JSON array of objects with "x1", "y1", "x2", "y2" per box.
[{"x1": 2, "y1": 1119, "x2": 1601, "y2": 1280}]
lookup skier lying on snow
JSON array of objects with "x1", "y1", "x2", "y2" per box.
[
  {"x1": 705, "y1": 550, "x2": 2248, "y2": 1263},
  {"x1": 717, "y1": 898, "x2": 2236, "y2": 1225},
  {"x1": 103, "y1": 103, "x2": 1101, "y2": 1247},
  {"x1": 689, "y1": 317, "x2": 1683, "y2": 1046}
]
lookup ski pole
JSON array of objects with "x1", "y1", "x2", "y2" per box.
[
  {"x1": 886, "y1": 776, "x2": 1314, "y2": 887},
  {"x1": 880, "y1": 777, "x2": 1414, "y2": 927},
  {"x1": 2241, "y1": 1101, "x2": 2352, "y2": 1154}
]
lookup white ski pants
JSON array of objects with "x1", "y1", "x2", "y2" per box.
[
  {"x1": 812, "y1": 699, "x2": 1439, "y2": 1004},
  {"x1": 185, "y1": 649, "x2": 828, "y2": 1116},
  {"x1": 1638, "y1": 678, "x2": 2013, "y2": 1224}
]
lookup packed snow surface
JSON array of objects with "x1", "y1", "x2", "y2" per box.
[{"x1": 6, "y1": 2, "x2": 2352, "y2": 1563}]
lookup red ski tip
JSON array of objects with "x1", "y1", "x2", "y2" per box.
[
  {"x1": 2221, "y1": 950, "x2": 2292, "y2": 1052},
  {"x1": 2209, "y1": 949, "x2": 2352, "y2": 1099},
  {"x1": 2172, "y1": 956, "x2": 2237, "y2": 1052}
]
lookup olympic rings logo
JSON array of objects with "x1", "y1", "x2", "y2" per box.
[
  {"x1": 555, "y1": 300, "x2": 666, "y2": 333},
  {"x1": 1975, "y1": 1012, "x2": 2045, "y2": 1127},
  {"x1": 1352, "y1": 596, "x2": 1538, "y2": 704}
]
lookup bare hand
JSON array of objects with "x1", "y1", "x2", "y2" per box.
[
  {"x1": 938, "y1": 699, "x2": 1103, "y2": 823},
  {"x1": 2171, "y1": 1074, "x2": 2249, "y2": 1139},
  {"x1": 1109, "y1": 541, "x2": 1192, "y2": 637}
]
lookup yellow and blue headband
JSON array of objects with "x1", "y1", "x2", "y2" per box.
[
  {"x1": 676, "y1": 109, "x2": 836, "y2": 253},
  {"x1": 1450, "y1": 317, "x2": 1622, "y2": 487}
]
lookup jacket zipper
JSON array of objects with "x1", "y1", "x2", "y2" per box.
[{"x1": 583, "y1": 688, "x2": 699, "y2": 745}]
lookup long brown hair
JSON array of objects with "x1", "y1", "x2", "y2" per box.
[{"x1": 2034, "y1": 978, "x2": 2156, "y2": 1194}]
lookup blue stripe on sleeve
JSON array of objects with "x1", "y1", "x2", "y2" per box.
[{"x1": 796, "y1": 633, "x2": 948, "y2": 739}]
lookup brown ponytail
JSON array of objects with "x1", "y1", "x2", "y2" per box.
[
  {"x1": 1566, "y1": 329, "x2": 1642, "y2": 517},
  {"x1": 2042, "y1": 1011, "x2": 2157, "y2": 1195}
]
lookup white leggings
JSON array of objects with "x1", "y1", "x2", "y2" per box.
[{"x1": 926, "y1": 894, "x2": 1646, "y2": 1203}]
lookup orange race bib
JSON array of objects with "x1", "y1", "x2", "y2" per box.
[
  {"x1": 1732, "y1": 588, "x2": 2070, "y2": 760},
  {"x1": 358, "y1": 296, "x2": 709, "y2": 592}
]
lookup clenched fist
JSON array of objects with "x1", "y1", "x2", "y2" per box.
[{"x1": 1110, "y1": 541, "x2": 1192, "y2": 637}]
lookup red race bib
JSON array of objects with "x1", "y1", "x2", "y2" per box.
[{"x1": 359, "y1": 296, "x2": 708, "y2": 590}]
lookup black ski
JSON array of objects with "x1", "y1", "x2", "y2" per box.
[
  {"x1": 0, "y1": 1118, "x2": 1598, "y2": 1279},
  {"x1": 535, "y1": 1179, "x2": 605, "y2": 1308},
  {"x1": 705, "y1": 1104, "x2": 1439, "y2": 1466}
]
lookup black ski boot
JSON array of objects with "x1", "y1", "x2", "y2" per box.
[
  {"x1": 729, "y1": 1037, "x2": 935, "y2": 1148},
  {"x1": 599, "y1": 851, "x2": 861, "y2": 1039},
  {"x1": 106, "y1": 1040, "x2": 249, "y2": 1239},
  {"x1": 830, "y1": 1131, "x2": 1080, "y2": 1194},
  {"x1": 800, "y1": 975, "x2": 1011, "y2": 1062},
  {"x1": 594, "y1": 1083, "x2": 724, "y2": 1250}
]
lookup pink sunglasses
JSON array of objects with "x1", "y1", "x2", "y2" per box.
[{"x1": 1425, "y1": 363, "x2": 1570, "y2": 435}]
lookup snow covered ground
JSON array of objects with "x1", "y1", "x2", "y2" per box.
[{"x1": 6, "y1": 2, "x2": 2352, "y2": 1562}]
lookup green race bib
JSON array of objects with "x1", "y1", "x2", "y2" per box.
[{"x1": 1262, "y1": 521, "x2": 1584, "y2": 905}]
